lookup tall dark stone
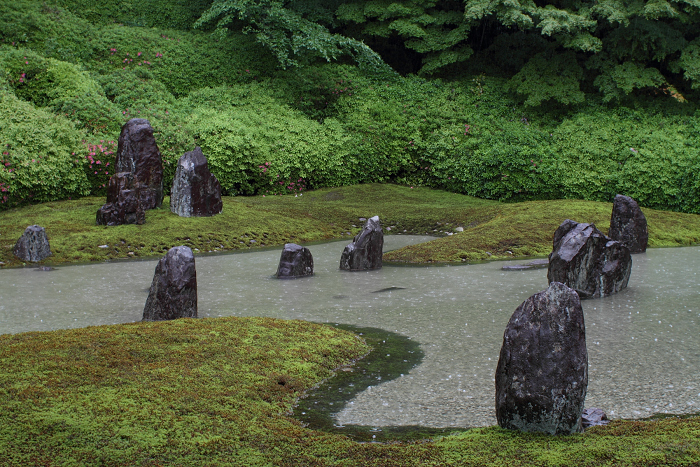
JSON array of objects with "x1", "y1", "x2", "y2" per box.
[
  {"x1": 340, "y1": 216, "x2": 384, "y2": 271},
  {"x1": 170, "y1": 147, "x2": 223, "y2": 217},
  {"x1": 116, "y1": 118, "x2": 163, "y2": 209},
  {"x1": 143, "y1": 246, "x2": 197, "y2": 321},
  {"x1": 96, "y1": 172, "x2": 145, "y2": 226},
  {"x1": 495, "y1": 282, "x2": 588, "y2": 435},
  {"x1": 276, "y1": 243, "x2": 314, "y2": 278},
  {"x1": 13, "y1": 225, "x2": 52, "y2": 262},
  {"x1": 609, "y1": 194, "x2": 648, "y2": 253},
  {"x1": 548, "y1": 220, "x2": 632, "y2": 298}
]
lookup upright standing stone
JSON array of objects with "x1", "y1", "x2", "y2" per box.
[
  {"x1": 170, "y1": 147, "x2": 223, "y2": 217},
  {"x1": 495, "y1": 282, "x2": 588, "y2": 435},
  {"x1": 13, "y1": 225, "x2": 52, "y2": 262},
  {"x1": 96, "y1": 172, "x2": 146, "y2": 226},
  {"x1": 609, "y1": 194, "x2": 648, "y2": 253},
  {"x1": 276, "y1": 243, "x2": 314, "y2": 278},
  {"x1": 340, "y1": 216, "x2": 384, "y2": 271},
  {"x1": 548, "y1": 219, "x2": 632, "y2": 298},
  {"x1": 116, "y1": 118, "x2": 163, "y2": 209},
  {"x1": 143, "y1": 246, "x2": 197, "y2": 321}
]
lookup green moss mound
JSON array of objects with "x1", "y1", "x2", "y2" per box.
[
  {"x1": 1, "y1": 184, "x2": 700, "y2": 267},
  {"x1": 1, "y1": 317, "x2": 699, "y2": 466}
]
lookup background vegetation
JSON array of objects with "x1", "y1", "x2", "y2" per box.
[{"x1": 0, "y1": 0, "x2": 698, "y2": 214}]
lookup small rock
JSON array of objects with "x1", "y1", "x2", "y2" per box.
[
  {"x1": 276, "y1": 243, "x2": 314, "y2": 278},
  {"x1": 13, "y1": 225, "x2": 52, "y2": 262},
  {"x1": 455, "y1": 227, "x2": 464, "y2": 232},
  {"x1": 447, "y1": 232, "x2": 453, "y2": 236},
  {"x1": 98, "y1": 244, "x2": 109, "y2": 249},
  {"x1": 359, "y1": 217, "x2": 366, "y2": 221},
  {"x1": 582, "y1": 408, "x2": 609, "y2": 428}
]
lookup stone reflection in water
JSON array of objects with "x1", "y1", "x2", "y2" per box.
[{"x1": 0, "y1": 239, "x2": 699, "y2": 428}]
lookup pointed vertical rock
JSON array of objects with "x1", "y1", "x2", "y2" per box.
[
  {"x1": 340, "y1": 216, "x2": 384, "y2": 271},
  {"x1": 495, "y1": 282, "x2": 588, "y2": 435},
  {"x1": 170, "y1": 147, "x2": 222, "y2": 217},
  {"x1": 143, "y1": 246, "x2": 197, "y2": 321}
]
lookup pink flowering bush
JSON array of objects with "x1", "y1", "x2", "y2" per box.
[{"x1": 82, "y1": 140, "x2": 117, "y2": 196}]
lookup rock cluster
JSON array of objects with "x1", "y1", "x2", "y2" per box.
[
  {"x1": 547, "y1": 219, "x2": 631, "y2": 298},
  {"x1": 143, "y1": 246, "x2": 197, "y2": 321},
  {"x1": 170, "y1": 147, "x2": 222, "y2": 217},
  {"x1": 97, "y1": 119, "x2": 163, "y2": 225},
  {"x1": 340, "y1": 216, "x2": 384, "y2": 271},
  {"x1": 276, "y1": 243, "x2": 314, "y2": 278},
  {"x1": 609, "y1": 194, "x2": 648, "y2": 253},
  {"x1": 96, "y1": 172, "x2": 145, "y2": 226},
  {"x1": 13, "y1": 225, "x2": 52, "y2": 262},
  {"x1": 495, "y1": 281, "x2": 588, "y2": 435}
]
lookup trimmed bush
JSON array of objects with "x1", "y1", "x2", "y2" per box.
[{"x1": 0, "y1": 92, "x2": 91, "y2": 209}]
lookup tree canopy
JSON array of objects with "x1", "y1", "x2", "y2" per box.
[{"x1": 197, "y1": 0, "x2": 700, "y2": 104}]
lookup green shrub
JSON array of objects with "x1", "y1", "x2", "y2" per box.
[
  {"x1": 184, "y1": 85, "x2": 355, "y2": 195},
  {"x1": 0, "y1": 46, "x2": 121, "y2": 135},
  {"x1": 87, "y1": 26, "x2": 275, "y2": 97},
  {"x1": 49, "y1": 0, "x2": 213, "y2": 30},
  {"x1": 0, "y1": 92, "x2": 91, "y2": 209}
]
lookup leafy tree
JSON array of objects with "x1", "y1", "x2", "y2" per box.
[
  {"x1": 195, "y1": 0, "x2": 393, "y2": 73},
  {"x1": 334, "y1": 0, "x2": 700, "y2": 104}
]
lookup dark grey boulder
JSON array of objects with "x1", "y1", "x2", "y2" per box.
[
  {"x1": 13, "y1": 225, "x2": 52, "y2": 262},
  {"x1": 609, "y1": 194, "x2": 648, "y2": 253},
  {"x1": 340, "y1": 216, "x2": 384, "y2": 271},
  {"x1": 547, "y1": 220, "x2": 631, "y2": 299},
  {"x1": 116, "y1": 118, "x2": 163, "y2": 209},
  {"x1": 495, "y1": 281, "x2": 588, "y2": 435},
  {"x1": 276, "y1": 243, "x2": 313, "y2": 278},
  {"x1": 170, "y1": 147, "x2": 223, "y2": 217},
  {"x1": 143, "y1": 246, "x2": 197, "y2": 321},
  {"x1": 96, "y1": 172, "x2": 146, "y2": 226}
]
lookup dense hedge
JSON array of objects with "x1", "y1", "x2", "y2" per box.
[{"x1": 0, "y1": 0, "x2": 698, "y2": 214}]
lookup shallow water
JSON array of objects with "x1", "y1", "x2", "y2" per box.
[{"x1": 1, "y1": 238, "x2": 699, "y2": 427}]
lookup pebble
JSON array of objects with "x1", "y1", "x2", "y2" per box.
[{"x1": 98, "y1": 245, "x2": 108, "y2": 248}]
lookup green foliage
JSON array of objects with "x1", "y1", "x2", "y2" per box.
[
  {"x1": 195, "y1": 0, "x2": 392, "y2": 73},
  {"x1": 184, "y1": 84, "x2": 356, "y2": 195},
  {"x1": 507, "y1": 52, "x2": 586, "y2": 106},
  {"x1": 0, "y1": 46, "x2": 122, "y2": 134},
  {"x1": 0, "y1": 92, "x2": 91, "y2": 209},
  {"x1": 337, "y1": 0, "x2": 473, "y2": 74},
  {"x1": 48, "y1": 0, "x2": 214, "y2": 30}
]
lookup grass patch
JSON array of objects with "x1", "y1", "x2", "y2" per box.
[{"x1": 2, "y1": 184, "x2": 700, "y2": 267}]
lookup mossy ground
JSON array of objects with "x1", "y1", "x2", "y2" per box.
[
  {"x1": 0, "y1": 318, "x2": 698, "y2": 466},
  {"x1": 2, "y1": 184, "x2": 699, "y2": 268},
  {"x1": 2, "y1": 184, "x2": 700, "y2": 465}
]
